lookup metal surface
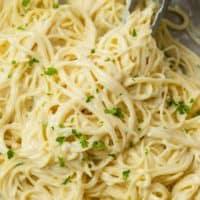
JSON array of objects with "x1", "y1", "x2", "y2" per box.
[
  {"x1": 169, "y1": 0, "x2": 200, "y2": 55},
  {"x1": 152, "y1": 0, "x2": 171, "y2": 33}
]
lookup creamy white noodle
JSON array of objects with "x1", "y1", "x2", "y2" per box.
[{"x1": 0, "y1": 0, "x2": 200, "y2": 199}]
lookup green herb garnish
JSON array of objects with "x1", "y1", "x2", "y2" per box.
[
  {"x1": 144, "y1": 148, "x2": 149, "y2": 155},
  {"x1": 122, "y1": 170, "x2": 130, "y2": 180},
  {"x1": 62, "y1": 176, "x2": 71, "y2": 185},
  {"x1": 80, "y1": 136, "x2": 89, "y2": 148},
  {"x1": 104, "y1": 107, "x2": 124, "y2": 119},
  {"x1": 7, "y1": 149, "x2": 14, "y2": 159},
  {"x1": 96, "y1": 88, "x2": 100, "y2": 93},
  {"x1": 12, "y1": 60, "x2": 17, "y2": 65},
  {"x1": 70, "y1": 118, "x2": 75, "y2": 123},
  {"x1": 22, "y1": 0, "x2": 30, "y2": 7},
  {"x1": 137, "y1": 128, "x2": 142, "y2": 132},
  {"x1": 56, "y1": 136, "x2": 65, "y2": 145},
  {"x1": 53, "y1": 3, "x2": 59, "y2": 9},
  {"x1": 17, "y1": 25, "x2": 26, "y2": 31},
  {"x1": 72, "y1": 129, "x2": 88, "y2": 148},
  {"x1": 105, "y1": 58, "x2": 111, "y2": 62},
  {"x1": 28, "y1": 57, "x2": 39, "y2": 66},
  {"x1": 92, "y1": 141, "x2": 106, "y2": 149},
  {"x1": 184, "y1": 129, "x2": 189, "y2": 134},
  {"x1": 72, "y1": 129, "x2": 82, "y2": 138},
  {"x1": 167, "y1": 98, "x2": 190, "y2": 115},
  {"x1": 91, "y1": 49, "x2": 95, "y2": 54},
  {"x1": 8, "y1": 73, "x2": 12, "y2": 79},
  {"x1": 58, "y1": 156, "x2": 65, "y2": 167},
  {"x1": 132, "y1": 29, "x2": 137, "y2": 37},
  {"x1": 44, "y1": 67, "x2": 58, "y2": 76},
  {"x1": 15, "y1": 162, "x2": 24, "y2": 167},
  {"x1": 59, "y1": 124, "x2": 65, "y2": 128},
  {"x1": 86, "y1": 95, "x2": 94, "y2": 103}
]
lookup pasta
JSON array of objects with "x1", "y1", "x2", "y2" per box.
[{"x1": 0, "y1": 0, "x2": 199, "y2": 199}]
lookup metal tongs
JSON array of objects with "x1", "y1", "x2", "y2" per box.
[{"x1": 124, "y1": 0, "x2": 171, "y2": 33}]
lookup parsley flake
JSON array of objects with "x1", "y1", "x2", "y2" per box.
[
  {"x1": 167, "y1": 98, "x2": 190, "y2": 115},
  {"x1": 53, "y1": 3, "x2": 59, "y2": 9},
  {"x1": 104, "y1": 107, "x2": 124, "y2": 119},
  {"x1": 15, "y1": 162, "x2": 24, "y2": 167},
  {"x1": 105, "y1": 58, "x2": 111, "y2": 62},
  {"x1": 72, "y1": 129, "x2": 82, "y2": 138},
  {"x1": 28, "y1": 57, "x2": 39, "y2": 67},
  {"x1": 22, "y1": 0, "x2": 30, "y2": 7},
  {"x1": 62, "y1": 176, "x2": 71, "y2": 185},
  {"x1": 92, "y1": 141, "x2": 106, "y2": 149},
  {"x1": 7, "y1": 149, "x2": 14, "y2": 159},
  {"x1": 17, "y1": 25, "x2": 26, "y2": 31},
  {"x1": 70, "y1": 118, "x2": 75, "y2": 123},
  {"x1": 80, "y1": 136, "x2": 89, "y2": 148},
  {"x1": 96, "y1": 88, "x2": 100, "y2": 93},
  {"x1": 44, "y1": 67, "x2": 58, "y2": 76},
  {"x1": 59, "y1": 124, "x2": 65, "y2": 128},
  {"x1": 12, "y1": 60, "x2": 17, "y2": 65},
  {"x1": 91, "y1": 49, "x2": 95, "y2": 54},
  {"x1": 86, "y1": 95, "x2": 94, "y2": 103},
  {"x1": 122, "y1": 170, "x2": 130, "y2": 180},
  {"x1": 58, "y1": 156, "x2": 65, "y2": 167},
  {"x1": 8, "y1": 73, "x2": 12, "y2": 79},
  {"x1": 56, "y1": 136, "x2": 65, "y2": 145},
  {"x1": 144, "y1": 148, "x2": 149, "y2": 155},
  {"x1": 72, "y1": 129, "x2": 88, "y2": 148},
  {"x1": 132, "y1": 29, "x2": 137, "y2": 37}
]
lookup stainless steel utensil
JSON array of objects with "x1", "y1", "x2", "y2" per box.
[{"x1": 124, "y1": 0, "x2": 171, "y2": 33}]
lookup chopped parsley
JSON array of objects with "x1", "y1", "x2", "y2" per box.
[
  {"x1": 167, "y1": 98, "x2": 190, "y2": 115},
  {"x1": 132, "y1": 29, "x2": 137, "y2": 37},
  {"x1": 72, "y1": 129, "x2": 82, "y2": 138},
  {"x1": 184, "y1": 128, "x2": 189, "y2": 134},
  {"x1": 7, "y1": 149, "x2": 14, "y2": 159},
  {"x1": 137, "y1": 128, "x2": 142, "y2": 132},
  {"x1": 56, "y1": 136, "x2": 65, "y2": 145},
  {"x1": 44, "y1": 67, "x2": 58, "y2": 76},
  {"x1": 59, "y1": 124, "x2": 65, "y2": 128},
  {"x1": 15, "y1": 162, "x2": 24, "y2": 167},
  {"x1": 8, "y1": 73, "x2": 12, "y2": 79},
  {"x1": 144, "y1": 148, "x2": 149, "y2": 155},
  {"x1": 53, "y1": 3, "x2": 59, "y2": 9},
  {"x1": 90, "y1": 49, "x2": 95, "y2": 54},
  {"x1": 96, "y1": 88, "x2": 100, "y2": 93},
  {"x1": 72, "y1": 129, "x2": 88, "y2": 148},
  {"x1": 105, "y1": 58, "x2": 111, "y2": 62},
  {"x1": 92, "y1": 141, "x2": 106, "y2": 149},
  {"x1": 17, "y1": 25, "x2": 26, "y2": 31},
  {"x1": 80, "y1": 136, "x2": 89, "y2": 148},
  {"x1": 12, "y1": 60, "x2": 17, "y2": 65},
  {"x1": 58, "y1": 156, "x2": 65, "y2": 167},
  {"x1": 22, "y1": 0, "x2": 30, "y2": 7},
  {"x1": 104, "y1": 107, "x2": 124, "y2": 119},
  {"x1": 70, "y1": 118, "x2": 75, "y2": 123},
  {"x1": 28, "y1": 57, "x2": 39, "y2": 66},
  {"x1": 98, "y1": 121, "x2": 104, "y2": 126},
  {"x1": 122, "y1": 170, "x2": 130, "y2": 180},
  {"x1": 62, "y1": 176, "x2": 71, "y2": 185},
  {"x1": 190, "y1": 98, "x2": 194, "y2": 103},
  {"x1": 86, "y1": 95, "x2": 94, "y2": 103}
]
